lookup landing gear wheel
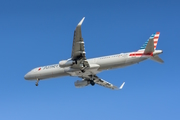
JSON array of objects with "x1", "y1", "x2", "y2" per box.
[
  {"x1": 35, "y1": 79, "x2": 39, "y2": 86},
  {"x1": 90, "y1": 81, "x2": 95, "y2": 86},
  {"x1": 81, "y1": 70, "x2": 85, "y2": 73}
]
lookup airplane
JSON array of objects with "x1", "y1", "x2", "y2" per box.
[{"x1": 24, "y1": 17, "x2": 163, "y2": 90}]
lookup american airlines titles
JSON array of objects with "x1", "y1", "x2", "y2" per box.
[{"x1": 43, "y1": 64, "x2": 59, "y2": 70}]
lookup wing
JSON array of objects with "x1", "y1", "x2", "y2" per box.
[
  {"x1": 80, "y1": 75, "x2": 125, "y2": 90},
  {"x1": 93, "y1": 75, "x2": 125, "y2": 90},
  {"x1": 71, "y1": 17, "x2": 86, "y2": 60},
  {"x1": 71, "y1": 17, "x2": 90, "y2": 70}
]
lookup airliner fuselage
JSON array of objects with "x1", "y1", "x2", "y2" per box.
[{"x1": 25, "y1": 52, "x2": 145, "y2": 80}]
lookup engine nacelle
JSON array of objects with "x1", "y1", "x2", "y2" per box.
[
  {"x1": 59, "y1": 60, "x2": 75, "y2": 68},
  {"x1": 74, "y1": 80, "x2": 89, "y2": 88}
]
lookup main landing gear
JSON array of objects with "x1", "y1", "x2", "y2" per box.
[
  {"x1": 81, "y1": 70, "x2": 85, "y2": 73},
  {"x1": 35, "y1": 79, "x2": 39, "y2": 86},
  {"x1": 89, "y1": 76, "x2": 95, "y2": 86},
  {"x1": 90, "y1": 80, "x2": 95, "y2": 86}
]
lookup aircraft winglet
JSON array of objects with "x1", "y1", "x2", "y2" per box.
[
  {"x1": 119, "y1": 82, "x2": 125, "y2": 89},
  {"x1": 78, "y1": 17, "x2": 85, "y2": 26}
]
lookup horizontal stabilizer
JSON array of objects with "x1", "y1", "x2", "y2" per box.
[{"x1": 150, "y1": 55, "x2": 164, "y2": 63}]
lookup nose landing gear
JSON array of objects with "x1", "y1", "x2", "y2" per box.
[{"x1": 35, "y1": 79, "x2": 39, "y2": 86}]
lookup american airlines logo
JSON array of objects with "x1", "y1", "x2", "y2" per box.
[{"x1": 43, "y1": 64, "x2": 59, "y2": 70}]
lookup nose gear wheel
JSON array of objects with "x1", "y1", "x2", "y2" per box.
[{"x1": 35, "y1": 79, "x2": 39, "y2": 86}]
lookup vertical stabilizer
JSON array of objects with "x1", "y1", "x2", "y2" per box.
[
  {"x1": 138, "y1": 33, "x2": 155, "y2": 51},
  {"x1": 154, "y1": 32, "x2": 160, "y2": 50},
  {"x1": 138, "y1": 32, "x2": 160, "y2": 52}
]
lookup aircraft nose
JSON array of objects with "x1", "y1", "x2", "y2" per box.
[{"x1": 24, "y1": 72, "x2": 31, "y2": 80}]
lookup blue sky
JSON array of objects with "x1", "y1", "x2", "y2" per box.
[{"x1": 0, "y1": 0, "x2": 180, "y2": 120}]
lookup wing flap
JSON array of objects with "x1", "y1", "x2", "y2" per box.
[
  {"x1": 78, "y1": 75, "x2": 125, "y2": 90},
  {"x1": 93, "y1": 76, "x2": 125, "y2": 90},
  {"x1": 94, "y1": 79, "x2": 118, "y2": 90}
]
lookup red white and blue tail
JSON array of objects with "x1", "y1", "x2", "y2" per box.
[
  {"x1": 138, "y1": 32, "x2": 160, "y2": 51},
  {"x1": 154, "y1": 32, "x2": 160, "y2": 50},
  {"x1": 129, "y1": 32, "x2": 163, "y2": 63}
]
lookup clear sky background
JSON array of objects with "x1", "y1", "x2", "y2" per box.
[{"x1": 0, "y1": 0, "x2": 179, "y2": 120}]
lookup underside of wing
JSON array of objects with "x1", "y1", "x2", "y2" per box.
[
  {"x1": 79, "y1": 75, "x2": 125, "y2": 90},
  {"x1": 94, "y1": 78, "x2": 119, "y2": 90},
  {"x1": 70, "y1": 17, "x2": 90, "y2": 70},
  {"x1": 71, "y1": 17, "x2": 86, "y2": 60}
]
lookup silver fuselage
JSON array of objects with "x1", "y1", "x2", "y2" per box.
[{"x1": 24, "y1": 51, "x2": 149, "y2": 81}]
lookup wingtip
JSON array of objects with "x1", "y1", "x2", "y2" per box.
[
  {"x1": 78, "y1": 17, "x2": 85, "y2": 26},
  {"x1": 119, "y1": 82, "x2": 125, "y2": 89}
]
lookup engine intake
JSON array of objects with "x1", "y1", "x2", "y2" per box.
[
  {"x1": 59, "y1": 60, "x2": 75, "y2": 68},
  {"x1": 74, "y1": 80, "x2": 89, "y2": 88}
]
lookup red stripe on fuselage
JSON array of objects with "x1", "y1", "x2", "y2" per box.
[{"x1": 129, "y1": 52, "x2": 153, "y2": 56}]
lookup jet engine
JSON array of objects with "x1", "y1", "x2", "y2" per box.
[
  {"x1": 59, "y1": 60, "x2": 75, "y2": 68},
  {"x1": 74, "y1": 80, "x2": 90, "y2": 88}
]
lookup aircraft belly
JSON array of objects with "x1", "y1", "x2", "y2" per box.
[
  {"x1": 124, "y1": 57, "x2": 148, "y2": 66},
  {"x1": 139, "y1": 57, "x2": 148, "y2": 62},
  {"x1": 64, "y1": 64, "x2": 100, "y2": 77},
  {"x1": 97, "y1": 57, "x2": 126, "y2": 70},
  {"x1": 38, "y1": 68, "x2": 68, "y2": 80},
  {"x1": 53, "y1": 68, "x2": 69, "y2": 77},
  {"x1": 96, "y1": 56, "x2": 148, "y2": 71},
  {"x1": 125, "y1": 57, "x2": 140, "y2": 64}
]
